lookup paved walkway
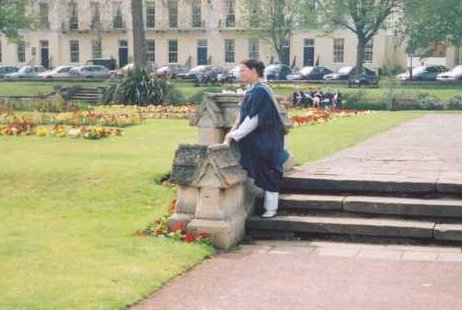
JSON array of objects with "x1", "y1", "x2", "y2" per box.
[
  {"x1": 288, "y1": 114, "x2": 462, "y2": 186},
  {"x1": 132, "y1": 241, "x2": 462, "y2": 310},
  {"x1": 132, "y1": 114, "x2": 462, "y2": 310}
]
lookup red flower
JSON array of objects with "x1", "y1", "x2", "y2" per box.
[
  {"x1": 198, "y1": 232, "x2": 211, "y2": 239},
  {"x1": 182, "y1": 232, "x2": 198, "y2": 243}
]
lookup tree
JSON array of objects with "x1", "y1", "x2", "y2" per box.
[
  {"x1": 240, "y1": 0, "x2": 310, "y2": 65},
  {"x1": 399, "y1": 0, "x2": 462, "y2": 65},
  {"x1": 131, "y1": 0, "x2": 146, "y2": 66},
  {"x1": 315, "y1": 0, "x2": 402, "y2": 78},
  {"x1": 0, "y1": 0, "x2": 38, "y2": 41}
]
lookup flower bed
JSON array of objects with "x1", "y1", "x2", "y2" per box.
[
  {"x1": 290, "y1": 108, "x2": 371, "y2": 127},
  {"x1": 98, "y1": 104, "x2": 197, "y2": 119},
  {"x1": 0, "y1": 122, "x2": 123, "y2": 139},
  {"x1": 136, "y1": 198, "x2": 212, "y2": 246}
]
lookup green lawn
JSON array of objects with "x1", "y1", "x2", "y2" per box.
[{"x1": 1, "y1": 110, "x2": 420, "y2": 309}]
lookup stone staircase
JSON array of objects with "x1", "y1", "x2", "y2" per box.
[
  {"x1": 61, "y1": 86, "x2": 105, "y2": 105},
  {"x1": 246, "y1": 176, "x2": 462, "y2": 244}
]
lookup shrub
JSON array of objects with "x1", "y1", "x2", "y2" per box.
[
  {"x1": 164, "y1": 88, "x2": 186, "y2": 105},
  {"x1": 188, "y1": 87, "x2": 222, "y2": 104},
  {"x1": 418, "y1": 95, "x2": 443, "y2": 110},
  {"x1": 103, "y1": 67, "x2": 172, "y2": 105},
  {"x1": 446, "y1": 95, "x2": 462, "y2": 110}
]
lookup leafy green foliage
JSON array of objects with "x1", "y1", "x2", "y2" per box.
[
  {"x1": 103, "y1": 67, "x2": 172, "y2": 105},
  {"x1": 0, "y1": 0, "x2": 38, "y2": 40},
  {"x1": 399, "y1": 0, "x2": 462, "y2": 53}
]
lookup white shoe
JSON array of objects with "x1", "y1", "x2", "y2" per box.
[{"x1": 261, "y1": 210, "x2": 277, "y2": 218}]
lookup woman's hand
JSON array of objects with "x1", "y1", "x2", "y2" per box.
[{"x1": 224, "y1": 132, "x2": 234, "y2": 145}]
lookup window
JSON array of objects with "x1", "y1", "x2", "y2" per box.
[
  {"x1": 225, "y1": 39, "x2": 235, "y2": 63},
  {"x1": 70, "y1": 40, "x2": 79, "y2": 63},
  {"x1": 17, "y1": 42, "x2": 26, "y2": 63},
  {"x1": 333, "y1": 38, "x2": 344, "y2": 63},
  {"x1": 364, "y1": 40, "x2": 373, "y2": 63},
  {"x1": 91, "y1": 2, "x2": 101, "y2": 28},
  {"x1": 146, "y1": 1, "x2": 156, "y2": 29},
  {"x1": 92, "y1": 40, "x2": 102, "y2": 59},
  {"x1": 69, "y1": 2, "x2": 79, "y2": 30},
  {"x1": 225, "y1": 0, "x2": 236, "y2": 27},
  {"x1": 39, "y1": 3, "x2": 49, "y2": 29},
  {"x1": 192, "y1": 0, "x2": 202, "y2": 28},
  {"x1": 168, "y1": 0, "x2": 178, "y2": 28},
  {"x1": 168, "y1": 40, "x2": 178, "y2": 63},
  {"x1": 146, "y1": 40, "x2": 155, "y2": 63},
  {"x1": 113, "y1": 2, "x2": 124, "y2": 29},
  {"x1": 248, "y1": 39, "x2": 259, "y2": 59}
]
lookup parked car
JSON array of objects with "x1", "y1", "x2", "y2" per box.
[
  {"x1": 4, "y1": 65, "x2": 46, "y2": 79},
  {"x1": 349, "y1": 69, "x2": 379, "y2": 87},
  {"x1": 0, "y1": 66, "x2": 19, "y2": 78},
  {"x1": 263, "y1": 64, "x2": 293, "y2": 80},
  {"x1": 155, "y1": 64, "x2": 189, "y2": 78},
  {"x1": 38, "y1": 66, "x2": 74, "y2": 79},
  {"x1": 436, "y1": 65, "x2": 462, "y2": 81},
  {"x1": 323, "y1": 66, "x2": 376, "y2": 81},
  {"x1": 223, "y1": 65, "x2": 241, "y2": 82},
  {"x1": 69, "y1": 65, "x2": 110, "y2": 79},
  {"x1": 287, "y1": 66, "x2": 332, "y2": 81},
  {"x1": 85, "y1": 58, "x2": 117, "y2": 70},
  {"x1": 110, "y1": 62, "x2": 158, "y2": 77},
  {"x1": 396, "y1": 65, "x2": 448, "y2": 81},
  {"x1": 177, "y1": 65, "x2": 224, "y2": 80}
]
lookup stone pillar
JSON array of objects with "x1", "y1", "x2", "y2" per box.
[
  {"x1": 168, "y1": 92, "x2": 295, "y2": 249},
  {"x1": 170, "y1": 144, "x2": 247, "y2": 249}
]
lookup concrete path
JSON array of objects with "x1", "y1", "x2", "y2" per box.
[
  {"x1": 287, "y1": 114, "x2": 462, "y2": 186},
  {"x1": 131, "y1": 240, "x2": 462, "y2": 310},
  {"x1": 132, "y1": 114, "x2": 462, "y2": 310}
]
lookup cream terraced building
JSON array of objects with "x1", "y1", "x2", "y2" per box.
[{"x1": 0, "y1": 0, "x2": 407, "y2": 71}]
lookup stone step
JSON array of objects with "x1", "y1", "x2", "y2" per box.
[
  {"x1": 279, "y1": 194, "x2": 462, "y2": 219},
  {"x1": 281, "y1": 176, "x2": 462, "y2": 197},
  {"x1": 246, "y1": 215, "x2": 462, "y2": 242}
]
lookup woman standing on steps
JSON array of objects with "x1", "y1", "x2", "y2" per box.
[{"x1": 224, "y1": 59, "x2": 288, "y2": 218}]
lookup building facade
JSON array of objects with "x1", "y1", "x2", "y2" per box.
[{"x1": 0, "y1": 0, "x2": 407, "y2": 71}]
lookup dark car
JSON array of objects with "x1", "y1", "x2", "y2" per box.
[
  {"x1": 85, "y1": 58, "x2": 117, "y2": 70},
  {"x1": 155, "y1": 64, "x2": 189, "y2": 78},
  {"x1": 263, "y1": 64, "x2": 293, "y2": 80},
  {"x1": 323, "y1": 66, "x2": 375, "y2": 81},
  {"x1": 0, "y1": 66, "x2": 19, "y2": 78},
  {"x1": 349, "y1": 69, "x2": 379, "y2": 87},
  {"x1": 177, "y1": 65, "x2": 224, "y2": 80},
  {"x1": 396, "y1": 65, "x2": 448, "y2": 81},
  {"x1": 287, "y1": 66, "x2": 332, "y2": 81}
]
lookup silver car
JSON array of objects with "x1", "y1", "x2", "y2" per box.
[
  {"x1": 69, "y1": 65, "x2": 110, "y2": 79},
  {"x1": 39, "y1": 66, "x2": 74, "y2": 79},
  {"x1": 4, "y1": 65, "x2": 46, "y2": 79}
]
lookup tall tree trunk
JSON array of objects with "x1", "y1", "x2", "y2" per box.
[
  {"x1": 455, "y1": 45, "x2": 461, "y2": 65},
  {"x1": 131, "y1": 0, "x2": 146, "y2": 67},
  {"x1": 355, "y1": 36, "x2": 366, "y2": 80}
]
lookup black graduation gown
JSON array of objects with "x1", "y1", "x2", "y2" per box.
[{"x1": 236, "y1": 84, "x2": 285, "y2": 192}]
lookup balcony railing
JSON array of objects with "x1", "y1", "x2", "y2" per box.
[{"x1": 148, "y1": 20, "x2": 207, "y2": 32}]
